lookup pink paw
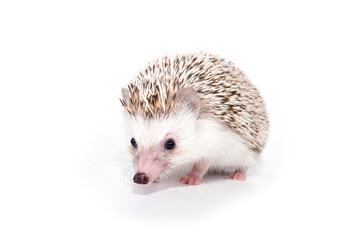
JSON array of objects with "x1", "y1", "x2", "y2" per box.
[
  {"x1": 226, "y1": 171, "x2": 246, "y2": 181},
  {"x1": 180, "y1": 173, "x2": 202, "y2": 185}
]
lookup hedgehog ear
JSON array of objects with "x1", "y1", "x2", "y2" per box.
[
  {"x1": 175, "y1": 87, "x2": 201, "y2": 116},
  {"x1": 121, "y1": 88, "x2": 130, "y2": 105}
]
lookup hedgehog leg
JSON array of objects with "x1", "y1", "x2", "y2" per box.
[
  {"x1": 226, "y1": 168, "x2": 247, "y2": 181},
  {"x1": 180, "y1": 160, "x2": 209, "y2": 185}
]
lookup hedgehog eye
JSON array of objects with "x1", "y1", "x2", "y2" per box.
[
  {"x1": 164, "y1": 139, "x2": 175, "y2": 150},
  {"x1": 130, "y1": 138, "x2": 137, "y2": 148}
]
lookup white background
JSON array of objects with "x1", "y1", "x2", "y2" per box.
[{"x1": 1, "y1": 0, "x2": 359, "y2": 239}]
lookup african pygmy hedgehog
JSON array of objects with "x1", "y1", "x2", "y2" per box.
[{"x1": 120, "y1": 52, "x2": 269, "y2": 185}]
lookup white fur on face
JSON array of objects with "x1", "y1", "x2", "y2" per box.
[
  {"x1": 128, "y1": 109, "x2": 197, "y2": 152},
  {"x1": 125, "y1": 109, "x2": 198, "y2": 181}
]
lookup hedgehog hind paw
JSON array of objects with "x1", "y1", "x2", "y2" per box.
[{"x1": 226, "y1": 169, "x2": 247, "y2": 181}]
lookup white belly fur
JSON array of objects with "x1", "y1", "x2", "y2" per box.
[{"x1": 196, "y1": 118, "x2": 259, "y2": 173}]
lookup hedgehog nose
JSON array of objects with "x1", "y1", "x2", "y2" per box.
[{"x1": 133, "y1": 172, "x2": 149, "y2": 184}]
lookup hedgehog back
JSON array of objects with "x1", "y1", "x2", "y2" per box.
[{"x1": 120, "y1": 53, "x2": 269, "y2": 153}]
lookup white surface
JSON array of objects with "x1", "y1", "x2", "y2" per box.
[{"x1": 1, "y1": 1, "x2": 359, "y2": 239}]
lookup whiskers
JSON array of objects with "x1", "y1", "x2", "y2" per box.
[
  {"x1": 164, "y1": 162, "x2": 188, "y2": 180},
  {"x1": 101, "y1": 155, "x2": 134, "y2": 186},
  {"x1": 120, "y1": 162, "x2": 135, "y2": 186}
]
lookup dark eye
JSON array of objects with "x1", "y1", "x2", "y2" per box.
[
  {"x1": 130, "y1": 138, "x2": 137, "y2": 148},
  {"x1": 164, "y1": 139, "x2": 175, "y2": 150}
]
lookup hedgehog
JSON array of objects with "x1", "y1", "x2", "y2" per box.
[{"x1": 120, "y1": 52, "x2": 269, "y2": 185}]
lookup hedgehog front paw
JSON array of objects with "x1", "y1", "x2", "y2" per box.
[{"x1": 180, "y1": 173, "x2": 202, "y2": 185}]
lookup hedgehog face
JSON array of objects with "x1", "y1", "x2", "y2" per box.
[
  {"x1": 127, "y1": 109, "x2": 199, "y2": 184},
  {"x1": 121, "y1": 87, "x2": 202, "y2": 184},
  {"x1": 129, "y1": 132, "x2": 179, "y2": 184}
]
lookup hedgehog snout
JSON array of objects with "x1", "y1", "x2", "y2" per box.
[
  {"x1": 133, "y1": 172, "x2": 149, "y2": 184},
  {"x1": 133, "y1": 156, "x2": 164, "y2": 184}
]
